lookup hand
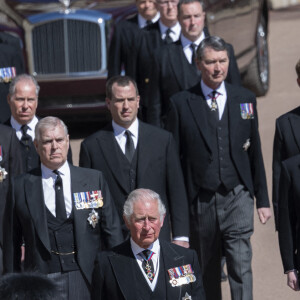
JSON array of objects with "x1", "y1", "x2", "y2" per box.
[
  {"x1": 287, "y1": 270, "x2": 299, "y2": 291},
  {"x1": 172, "y1": 240, "x2": 190, "y2": 248},
  {"x1": 257, "y1": 207, "x2": 271, "y2": 224}
]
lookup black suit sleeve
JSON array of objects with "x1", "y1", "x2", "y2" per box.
[
  {"x1": 99, "y1": 173, "x2": 123, "y2": 249},
  {"x1": 190, "y1": 249, "x2": 206, "y2": 299},
  {"x1": 278, "y1": 161, "x2": 297, "y2": 272},
  {"x1": 3, "y1": 177, "x2": 23, "y2": 273},
  {"x1": 165, "y1": 133, "x2": 189, "y2": 237},
  {"x1": 272, "y1": 119, "x2": 283, "y2": 230}
]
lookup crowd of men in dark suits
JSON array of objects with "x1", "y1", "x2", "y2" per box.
[{"x1": 0, "y1": 0, "x2": 300, "y2": 299}]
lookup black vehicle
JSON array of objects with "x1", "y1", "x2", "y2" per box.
[{"x1": 0, "y1": 0, "x2": 269, "y2": 119}]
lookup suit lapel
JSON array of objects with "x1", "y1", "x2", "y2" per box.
[
  {"x1": 160, "y1": 240, "x2": 184, "y2": 300},
  {"x1": 187, "y1": 85, "x2": 213, "y2": 152},
  {"x1": 226, "y1": 84, "x2": 240, "y2": 150},
  {"x1": 289, "y1": 113, "x2": 300, "y2": 151},
  {"x1": 25, "y1": 169, "x2": 51, "y2": 252},
  {"x1": 109, "y1": 240, "x2": 140, "y2": 300},
  {"x1": 169, "y1": 42, "x2": 198, "y2": 90},
  {"x1": 136, "y1": 122, "x2": 154, "y2": 182},
  {"x1": 96, "y1": 126, "x2": 130, "y2": 193}
]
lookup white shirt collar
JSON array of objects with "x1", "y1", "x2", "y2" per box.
[
  {"x1": 130, "y1": 238, "x2": 160, "y2": 257},
  {"x1": 138, "y1": 12, "x2": 160, "y2": 28},
  {"x1": 41, "y1": 160, "x2": 70, "y2": 179},
  {"x1": 201, "y1": 80, "x2": 226, "y2": 99},
  {"x1": 10, "y1": 115, "x2": 38, "y2": 140},
  {"x1": 159, "y1": 20, "x2": 181, "y2": 42},
  {"x1": 180, "y1": 31, "x2": 205, "y2": 50},
  {"x1": 112, "y1": 118, "x2": 139, "y2": 139}
]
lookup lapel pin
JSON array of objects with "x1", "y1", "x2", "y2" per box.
[{"x1": 243, "y1": 139, "x2": 251, "y2": 151}]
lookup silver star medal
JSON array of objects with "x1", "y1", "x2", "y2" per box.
[
  {"x1": 87, "y1": 209, "x2": 99, "y2": 228},
  {"x1": 182, "y1": 292, "x2": 192, "y2": 300},
  {"x1": 0, "y1": 167, "x2": 8, "y2": 182},
  {"x1": 243, "y1": 138, "x2": 251, "y2": 151}
]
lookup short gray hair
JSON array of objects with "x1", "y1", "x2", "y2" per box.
[
  {"x1": 123, "y1": 189, "x2": 166, "y2": 224},
  {"x1": 196, "y1": 35, "x2": 229, "y2": 61},
  {"x1": 8, "y1": 74, "x2": 40, "y2": 97},
  {"x1": 35, "y1": 117, "x2": 68, "y2": 142}
]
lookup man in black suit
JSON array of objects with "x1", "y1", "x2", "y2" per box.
[
  {"x1": 107, "y1": 0, "x2": 159, "y2": 79},
  {"x1": 92, "y1": 188, "x2": 206, "y2": 300},
  {"x1": 5, "y1": 74, "x2": 72, "y2": 172},
  {"x1": 0, "y1": 124, "x2": 23, "y2": 275},
  {"x1": 0, "y1": 33, "x2": 25, "y2": 124},
  {"x1": 166, "y1": 36, "x2": 271, "y2": 300},
  {"x1": 272, "y1": 58, "x2": 300, "y2": 230},
  {"x1": 147, "y1": 0, "x2": 241, "y2": 126},
  {"x1": 80, "y1": 75, "x2": 189, "y2": 247},
  {"x1": 3, "y1": 116, "x2": 123, "y2": 299},
  {"x1": 278, "y1": 154, "x2": 300, "y2": 292}
]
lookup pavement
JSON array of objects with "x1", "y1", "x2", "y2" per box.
[{"x1": 70, "y1": 6, "x2": 300, "y2": 299}]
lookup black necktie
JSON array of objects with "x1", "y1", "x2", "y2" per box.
[
  {"x1": 125, "y1": 130, "x2": 135, "y2": 162},
  {"x1": 146, "y1": 20, "x2": 152, "y2": 26},
  {"x1": 141, "y1": 250, "x2": 155, "y2": 282},
  {"x1": 20, "y1": 124, "x2": 31, "y2": 147},
  {"x1": 53, "y1": 170, "x2": 67, "y2": 221},
  {"x1": 190, "y1": 43, "x2": 197, "y2": 69},
  {"x1": 164, "y1": 28, "x2": 173, "y2": 44}
]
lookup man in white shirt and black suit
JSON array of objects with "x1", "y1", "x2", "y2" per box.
[
  {"x1": 92, "y1": 188, "x2": 206, "y2": 300},
  {"x1": 3, "y1": 116, "x2": 123, "y2": 299}
]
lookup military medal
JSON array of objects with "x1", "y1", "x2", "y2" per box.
[
  {"x1": 87, "y1": 209, "x2": 99, "y2": 228},
  {"x1": 0, "y1": 166, "x2": 8, "y2": 182},
  {"x1": 240, "y1": 103, "x2": 254, "y2": 119},
  {"x1": 73, "y1": 190, "x2": 104, "y2": 209},
  {"x1": 182, "y1": 292, "x2": 192, "y2": 300},
  {"x1": 0, "y1": 145, "x2": 2, "y2": 162},
  {"x1": 168, "y1": 264, "x2": 196, "y2": 287},
  {"x1": 243, "y1": 138, "x2": 251, "y2": 151},
  {"x1": 142, "y1": 250, "x2": 155, "y2": 282}
]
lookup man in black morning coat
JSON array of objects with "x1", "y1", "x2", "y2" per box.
[
  {"x1": 272, "y1": 58, "x2": 300, "y2": 230},
  {"x1": 0, "y1": 124, "x2": 23, "y2": 275},
  {"x1": 165, "y1": 36, "x2": 271, "y2": 300},
  {"x1": 0, "y1": 32, "x2": 25, "y2": 123},
  {"x1": 3, "y1": 117, "x2": 123, "y2": 299},
  {"x1": 144, "y1": 0, "x2": 241, "y2": 126},
  {"x1": 4, "y1": 74, "x2": 72, "y2": 173},
  {"x1": 278, "y1": 154, "x2": 300, "y2": 292},
  {"x1": 107, "y1": 0, "x2": 159, "y2": 79},
  {"x1": 92, "y1": 188, "x2": 205, "y2": 300},
  {"x1": 80, "y1": 75, "x2": 190, "y2": 248}
]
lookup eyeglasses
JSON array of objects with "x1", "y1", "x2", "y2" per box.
[{"x1": 157, "y1": 0, "x2": 179, "y2": 6}]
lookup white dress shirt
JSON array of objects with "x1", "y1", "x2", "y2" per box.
[
  {"x1": 159, "y1": 21, "x2": 181, "y2": 42},
  {"x1": 201, "y1": 80, "x2": 227, "y2": 120},
  {"x1": 41, "y1": 161, "x2": 72, "y2": 218},
  {"x1": 130, "y1": 238, "x2": 160, "y2": 290},
  {"x1": 112, "y1": 119, "x2": 139, "y2": 153},
  {"x1": 138, "y1": 12, "x2": 160, "y2": 28},
  {"x1": 10, "y1": 115, "x2": 39, "y2": 141},
  {"x1": 181, "y1": 32, "x2": 205, "y2": 64}
]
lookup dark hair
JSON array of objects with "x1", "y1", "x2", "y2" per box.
[
  {"x1": 296, "y1": 58, "x2": 300, "y2": 78},
  {"x1": 178, "y1": 0, "x2": 205, "y2": 15},
  {"x1": 196, "y1": 36, "x2": 229, "y2": 61},
  {"x1": 0, "y1": 272, "x2": 61, "y2": 300},
  {"x1": 106, "y1": 75, "x2": 139, "y2": 99}
]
